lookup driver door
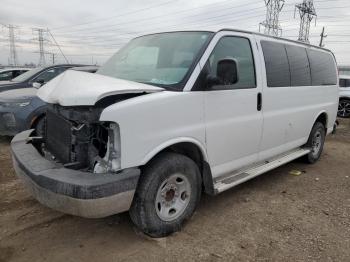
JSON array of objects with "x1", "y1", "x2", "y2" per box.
[{"x1": 202, "y1": 33, "x2": 263, "y2": 178}]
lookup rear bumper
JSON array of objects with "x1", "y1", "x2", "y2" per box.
[{"x1": 11, "y1": 130, "x2": 140, "y2": 218}]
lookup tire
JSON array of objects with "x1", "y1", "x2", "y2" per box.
[
  {"x1": 338, "y1": 98, "x2": 350, "y2": 118},
  {"x1": 129, "y1": 152, "x2": 202, "y2": 238},
  {"x1": 303, "y1": 122, "x2": 326, "y2": 164}
]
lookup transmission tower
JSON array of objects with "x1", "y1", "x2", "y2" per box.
[
  {"x1": 259, "y1": 0, "x2": 285, "y2": 37},
  {"x1": 2, "y1": 24, "x2": 18, "y2": 66},
  {"x1": 295, "y1": 0, "x2": 317, "y2": 43},
  {"x1": 33, "y1": 28, "x2": 49, "y2": 66}
]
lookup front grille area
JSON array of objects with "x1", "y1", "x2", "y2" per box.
[{"x1": 46, "y1": 110, "x2": 72, "y2": 163}]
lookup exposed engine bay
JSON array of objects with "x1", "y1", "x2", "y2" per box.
[{"x1": 33, "y1": 95, "x2": 141, "y2": 174}]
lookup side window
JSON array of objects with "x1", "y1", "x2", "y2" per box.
[
  {"x1": 307, "y1": 49, "x2": 337, "y2": 86},
  {"x1": 208, "y1": 36, "x2": 256, "y2": 89},
  {"x1": 340, "y1": 79, "x2": 350, "y2": 87},
  {"x1": 285, "y1": 45, "x2": 311, "y2": 86},
  {"x1": 0, "y1": 71, "x2": 13, "y2": 81},
  {"x1": 340, "y1": 79, "x2": 346, "y2": 87},
  {"x1": 12, "y1": 70, "x2": 21, "y2": 78},
  {"x1": 261, "y1": 41, "x2": 290, "y2": 87},
  {"x1": 261, "y1": 40, "x2": 290, "y2": 87},
  {"x1": 34, "y1": 67, "x2": 66, "y2": 83}
]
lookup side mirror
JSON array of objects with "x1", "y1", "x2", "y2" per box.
[
  {"x1": 216, "y1": 58, "x2": 238, "y2": 86},
  {"x1": 32, "y1": 82, "x2": 42, "y2": 88}
]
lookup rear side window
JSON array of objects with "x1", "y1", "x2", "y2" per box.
[
  {"x1": 285, "y1": 45, "x2": 311, "y2": 86},
  {"x1": 307, "y1": 49, "x2": 337, "y2": 85},
  {"x1": 261, "y1": 41, "x2": 290, "y2": 87}
]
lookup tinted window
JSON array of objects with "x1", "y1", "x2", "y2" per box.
[
  {"x1": 208, "y1": 36, "x2": 256, "y2": 89},
  {"x1": 285, "y1": 45, "x2": 311, "y2": 86},
  {"x1": 307, "y1": 49, "x2": 337, "y2": 85},
  {"x1": 339, "y1": 78, "x2": 350, "y2": 87},
  {"x1": 12, "y1": 70, "x2": 22, "y2": 78},
  {"x1": 261, "y1": 41, "x2": 290, "y2": 87}
]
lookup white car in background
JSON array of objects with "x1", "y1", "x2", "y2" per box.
[{"x1": 338, "y1": 75, "x2": 350, "y2": 118}]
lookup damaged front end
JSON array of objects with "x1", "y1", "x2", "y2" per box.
[
  {"x1": 41, "y1": 105, "x2": 121, "y2": 174},
  {"x1": 10, "y1": 96, "x2": 142, "y2": 218}
]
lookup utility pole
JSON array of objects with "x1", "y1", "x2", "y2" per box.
[
  {"x1": 2, "y1": 24, "x2": 18, "y2": 66},
  {"x1": 259, "y1": 0, "x2": 285, "y2": 37},
  {"x1": 33, "y1": 28, "x2": 49, "y2": 66},
  {"x1": 295, "y1": 0, "x2": 317, "y2": 43},
  {"x1": 319, "y1": 26, "x2": 327, "y2": 47},
  {"x1": 51, "y1": 53, "x2": 56, "y2": 64}
]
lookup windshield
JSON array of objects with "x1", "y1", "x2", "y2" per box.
[
  {"x1": 97, "y1": 31, "x2": 213, "y2": 90},
  {"x1": 11, "y1": 67, "x2": 43, "y2": 82}
]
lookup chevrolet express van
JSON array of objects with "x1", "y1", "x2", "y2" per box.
[{"x1": 11, "y1": 29, "x2": 338, "y2": 237}]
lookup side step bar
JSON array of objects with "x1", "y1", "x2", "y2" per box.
[{"x1": 214, "y1": 148, "x2": 311, "y2": 194}]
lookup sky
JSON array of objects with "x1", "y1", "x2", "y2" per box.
[{"x1": 1, "y1": 0, "x2": 350, "y2": 66}]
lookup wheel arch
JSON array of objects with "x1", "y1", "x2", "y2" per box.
[
  {"x1": 26, "y1": 106, "x2": 46, "y2": 129},
  {"x1": 141, "y1": 138, "x2": 215, "y2": 195},
  {"x1": 311, "y1": 111, "x2": 328, "y2": 135}
]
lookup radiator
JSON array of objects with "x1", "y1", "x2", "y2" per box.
[{"x1": 46, "y1": 110, "x2": 72, "y2": 164}]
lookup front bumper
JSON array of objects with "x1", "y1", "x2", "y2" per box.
[{"x1": 11, "y1": 130, "x2": 140, "y2": 218}]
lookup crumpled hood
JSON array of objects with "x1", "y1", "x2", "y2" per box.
[
  {"x1": 37, "y1": 70, "x2": 164, "y2": 106},
  {"x1": 0, "y1": 88, "x2": 37, "y2": 102}
]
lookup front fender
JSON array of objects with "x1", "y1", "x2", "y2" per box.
[{"x1": 99, "y1": 91, "x2": 206, "y2": 169}]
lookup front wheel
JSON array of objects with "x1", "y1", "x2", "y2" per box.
[
  {"x1": 338, "y1": 98, "x2": 350, "y2": 118},
  {"x1": 303, "y1": 122, "x2": 326, "y2": 164},
  {"x1": 129, "y1": 152, "x2": 202, "y2": 237}
]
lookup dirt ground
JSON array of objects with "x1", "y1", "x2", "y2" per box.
[{"x1": 0, "y1": 121, "x2": 349, "y2": 262}]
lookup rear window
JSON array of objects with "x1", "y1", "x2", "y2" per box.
[
  {"x1": 307, "y1": 49, "x2": 337, "y2": 86},
  {"x1": 261, "y1": 41, "x2": 290, "y2": 87}
]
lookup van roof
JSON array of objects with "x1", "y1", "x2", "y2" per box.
[
  {"x1": 142, "y1": 27, "x2": 333, "y2": 53},
  {"x1": 218, "y1": 28, "x2": 332, "y2": 53}
]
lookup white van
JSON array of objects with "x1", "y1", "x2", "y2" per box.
[{"x1": 11, "y1": 29, "x2": 338, "y2": 237}]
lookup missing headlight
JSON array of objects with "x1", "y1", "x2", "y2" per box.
[{"x1": 93, "y1": 123, "x2": 121, "y2": 173}]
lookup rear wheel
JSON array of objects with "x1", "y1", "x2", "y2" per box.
[
  {"x1": 303, "y1": 122, "x2": 326, "y2": 164},
  {"x1": 129, "y1": 152, "x2": 202, "y2": 237},
  {"x1": 338, "y1": 98, "x2": 350, "y2": 118}
]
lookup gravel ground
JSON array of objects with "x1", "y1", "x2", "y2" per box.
[{"x1": 0, "y1": 120, "x2": 349, "y2": 262}]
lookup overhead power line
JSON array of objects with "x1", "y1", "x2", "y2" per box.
[{"x1": 47, "y1": 29, "x2": 69, "y2": 64}]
